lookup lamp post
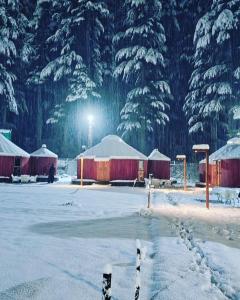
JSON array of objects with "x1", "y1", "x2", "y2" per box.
[
  {"x1": 87, "y1": 115, "x2": 94, "y2": 148},
  {"x1": 176, "y1": 155, "x2": 187, "y2": 191},
  {"x1": 192, "y1": 144, "x2": 210, "y2": 209}
]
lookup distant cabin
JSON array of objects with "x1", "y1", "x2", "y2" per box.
[
  {"x1": 76, "y1": 135, "x2": 148, "y2": 182},
  {"x1": 0, "y1": 133, "x2": 30, "y2": 180},
  {"x1": 148, "y1": 149, "x2": 171, "y2": 180},
  {"x1": 30, "y1": 144, "x2": 58, "y2": 176},
  {"x1": 199, "y1": 137, "x2": 240, "y2": 188}
]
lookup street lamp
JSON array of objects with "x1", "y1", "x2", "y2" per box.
[
  {"x1": 176, "y1": 155, "x2": 187, "y2": 191},
  {"x1": 87, "y1": 114, "x2": 94, "y2": 148},
  {"x1": 192, "y1": 144, "x2": 210, "y2": 209}
]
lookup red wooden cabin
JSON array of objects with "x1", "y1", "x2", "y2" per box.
[
  {"x1": 30, "y1": 144, "x2": 58, "y2": 176},
  {"x1": 147, "y1": 149, "x2": 171, "y2": 179},
  {"x1": 199, "y1": 137, "x2": 240, "y2": 187},
  {"x1": 0, "y1": 133, "x2": 30, "y2": 178},
  {"x1": 77, "y1": 135, "x2": 148, "y2": 182}
]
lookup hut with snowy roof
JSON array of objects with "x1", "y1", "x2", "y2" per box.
[
  {"x1": 0, "y1": 133, "x2": 30, "y2": 180},
  {"x1": 147, "y1": 149, "x2": 171, "y2": 180},
  {"x1": 76, "y1": 135, "x2": 148, "y2": 182},
  {"x1": 199, "y1": 137, "x2": 240, "y2": 187},
  {"x1": 30, "y1": 144, "x2": 58, "y2": 177}
]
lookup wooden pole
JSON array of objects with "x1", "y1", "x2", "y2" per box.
[
  {"x1": 135, "y1": 240, "x2": 141, "y2": 300},
  {"x1": 217, "y1": 160, "x2": 220, "y2": 186},
  {"x1": 184, "y1": 158, "x2": 187, "y2": 191},
  {"x1": 147, "y1": 189, "x2": 151, "y2": 208},
  {"x1": 206, "y1": 151, "x2": 209, "y2": 209},
  {"x1": 80, "y1": 157, "x2": 84, "y2": 187},
  {"x1": 102, "y1": 264, "x2": 112, "y2": 300}
]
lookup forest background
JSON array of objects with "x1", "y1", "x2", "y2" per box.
[{"x1": 1, "y1": 0, "x2": 240, "y2": 159}]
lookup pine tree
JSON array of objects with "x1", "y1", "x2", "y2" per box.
[
  {"x1": 184, "y1": 0, "x2": 240, "y2": 150},
  {"x1": 40, "y1": 0, "x2": 109, "y2": 117},
  {"x1": 38, "y1": 0, "x2": 109, "y2": 154},
  {"x1": 0, "y1": 0, "x2": 28, "y2": 124},
  {"x1": 114, "y1": 0, "x2": 171, "y2": 153},
  {"x1": 161, "y1": 0, "x2": 211, "y2": 156}
]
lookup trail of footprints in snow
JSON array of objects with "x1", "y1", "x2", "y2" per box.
[
  {"x1": 175, "y1": 220, "x2": 237, "y2": 300},
  {"x1": 165, "y1": 193, "x2": 238, "y2": 300}
]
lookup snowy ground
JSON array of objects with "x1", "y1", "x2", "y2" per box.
[{"x1": 0, "y1": 182, "x2": 240, "y2": 299}]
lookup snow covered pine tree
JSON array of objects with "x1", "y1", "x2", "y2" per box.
[
  {"x1": 184, "y1": 0, "x2": 240, "y2": 150},
  {"x1": 0, "y1": 0, "x2": 28, "y2": 123},
  {"x1": 114, "y1": 0, "x2": 171, "y2": 153}
]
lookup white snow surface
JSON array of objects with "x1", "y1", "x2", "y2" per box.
[
  {"x1": 31, "y1": 144, "x2": 58, "y2": 158},
  {"x1": 0, "y1": 133, "x2": 30, "y2": 158},
  {"x1": 0, "y1": 183, "x2": 240, "y2": 299},
  {"x1": 76, "y1": 134, "x2": 147, "y2": 160},
  {"x1": 148, "y1": 148, "x2": 170, "y2": 161}
]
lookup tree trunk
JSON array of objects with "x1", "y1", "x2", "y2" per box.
[
  {"x1": 1, "y1": 104, "x2": 7, "y2": 127},
  {"x1": 36, "y1": 85, "x2": 43, "y2": 148}
]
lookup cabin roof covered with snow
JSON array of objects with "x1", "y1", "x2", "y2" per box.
[
  {"x1": 200, "y1": 137, "x2": 240, "y2": 163},
  {"x1": 30, "y1": 144, "x2": 58, "y2": 158},
  {"x1": 77, "y1": 135, "x2": 147, "y2": 160},
  {"x1": 148, "y1": 149, "x2": 170, "y2": 161},
  {"x1": 0, "y1": 133, "x2": 30, "y2": 158}
]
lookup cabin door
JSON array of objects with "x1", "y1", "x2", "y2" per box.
[
  {"x1": 138, "y1": 160, "x2": 145, "y2": 181},
  {"x1": 96, "y1": 161, "x2": 110, "y2": 181},
  {"x1": 13, "y1": 157, "x2": 21, "y2": 176},
  {"x1": 217, "y1": 160, "x2": 221, "y2": 186}
]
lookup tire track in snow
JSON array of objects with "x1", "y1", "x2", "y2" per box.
[{"x1": 142, "y1": 190, "x2": 170, "y2": 299}]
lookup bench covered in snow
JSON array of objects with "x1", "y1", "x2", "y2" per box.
[
  {"x1": 212, "y1": 188, "x2": 240, "y2": 206},
  {"x1": 11, "y1": 175, "x2": 37, "y2": 183}
]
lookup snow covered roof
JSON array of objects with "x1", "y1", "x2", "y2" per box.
[
  {"x1": 77, "y1": 135, "x2": 147, "y2": 160},
  {"x1": 0, "y1": 129, "x2": 11, "y2": 133},
  {"x1": 31, "y1": 144, "x2": 58, "y2": 158},
  {"x1": 148, "y1": 149, "x2": 170, "y2": 161},
  {"x1": 193, "y1": 144, "x2": 210, "y2": 151},
  {"x1": 176, "y1": 155, "x2": 186, "y2": 160},
  {"x1": 0, "y1": 133, "x2": 30, "y2": 158},
  {"x1": 200, "y1": 137, "x2": 240, "y2": 163}
]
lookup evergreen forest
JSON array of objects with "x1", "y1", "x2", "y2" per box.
[{"x1": 1, "y1": 0, "x2": 240, "y2": 158}]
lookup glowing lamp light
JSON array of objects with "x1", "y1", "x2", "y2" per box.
[{"x1": 87, "y1": 114, "x2": 94, "y2": 124}]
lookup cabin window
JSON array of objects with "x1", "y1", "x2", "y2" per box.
[{"x1": 13, "y1": 157, "x2": 21, "y2": 176}]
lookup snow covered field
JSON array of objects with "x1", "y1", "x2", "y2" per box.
[{"x1": 0, "y1": 182, "x2": 240, "y2": 299}]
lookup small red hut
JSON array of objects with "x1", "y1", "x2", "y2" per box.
[
  {"x1": 77, "y1": 135, "x2": 148, "y2": 182},
  {"x1": 199, "y1": 137, "x2": 240, "y2": 187},
  {"x1": 30, "y1": 144, "x2": 58, "y2": 177},
  {"x1": 148, "y1": 149, "x2": 171, "y2": 179},
  {"x1": 0, "y1": 133, "x2": 30, "y2": 179}
]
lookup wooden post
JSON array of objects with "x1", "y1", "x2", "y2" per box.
[
  {"x1": 206, "y1": 151, "x2": 209, "y2": 209},
  {"x1": 217, "y1": 160, "x2": 220, "y2": 186},
  {"x1": 80, "y1": 157, "x2": 84, "y2": 187},
  {"x1": 135, "y1": 240, "x2": 141, "y2": 300},
  {"x1": 102, "y1": 264, "x2": 112, "y2": 300},
  {"x1": 184, "y1": 158, "x2": 187, "y2": 191},
  {"x1": 147, "y1": 189, "x2": 151, "y2": 208}
]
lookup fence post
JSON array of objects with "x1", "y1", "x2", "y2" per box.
[
  {"x1": 147, "y1": 189, "x2": 151, "y2": 208},
  {"x1": 135, "y1": 240, "x2": 141, "y2": 300},
  {"x1": 102, "y1": 264, "x2": 112, "y2": 300}
]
